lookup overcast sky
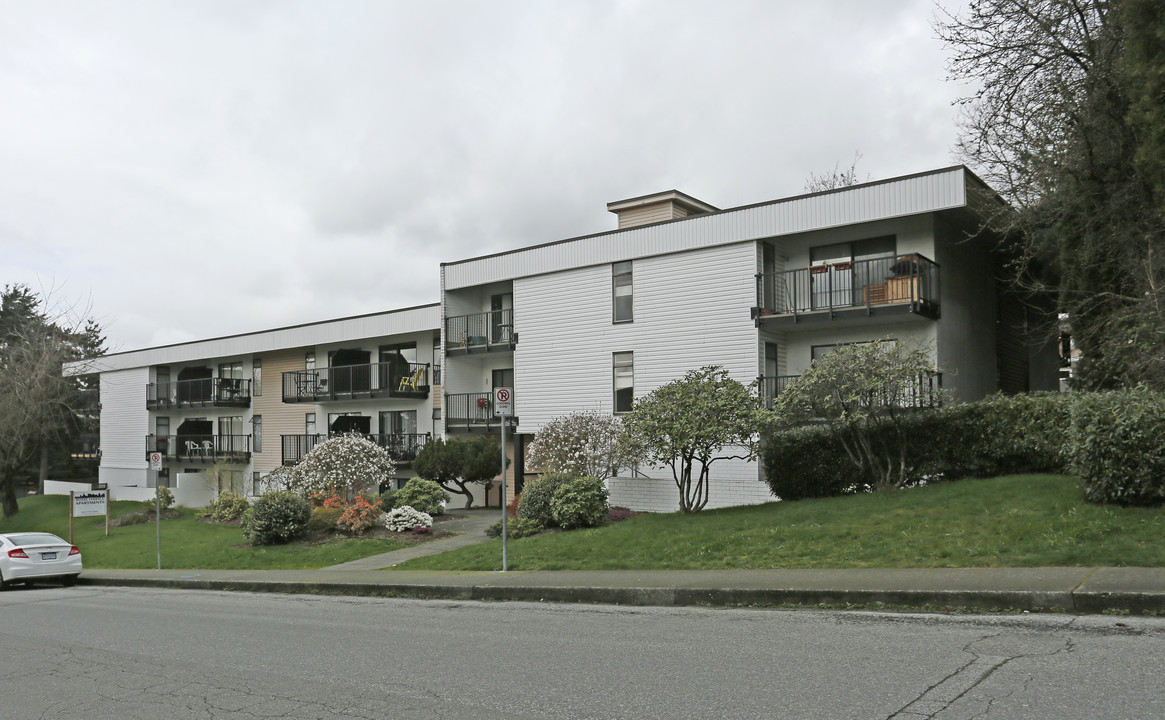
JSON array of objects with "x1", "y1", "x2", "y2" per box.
[{"x1": 1, "y1": 0, "x2": 972, "y2": 354}]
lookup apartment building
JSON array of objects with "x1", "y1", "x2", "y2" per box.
[
  {"x1": 438, "y1": 166, "x2": 1059, "y2": 511},
  {"x1": 69, "y1": 166, "x2": 1059, "y2": 511},
  {"x1": 76, "y1": 305, "x2": 440, "y2": 504}
]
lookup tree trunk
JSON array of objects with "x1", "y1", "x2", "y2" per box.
[
  {"x1": 443, "y1": 480, "x2": 474, "y2": 509},
  {"x1": 1, "y1": 472, "x2": 19, "y2": 518},
  {"x1": 38, "y1": 444, "x2": 49, "y2": 496}
]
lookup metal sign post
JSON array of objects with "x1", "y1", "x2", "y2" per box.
[
  {"x1": 494, "y1": 387, "x2": 513, "y2": 572},
  {"x1": 149, "y1": 452, "x2": 163, "y2": 569}
]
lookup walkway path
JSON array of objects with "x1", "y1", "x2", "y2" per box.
[{"x1": 321, "y1": 508, "x2": 499, "y2": 570}]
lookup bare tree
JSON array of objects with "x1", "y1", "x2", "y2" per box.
[
  {"x1": 803, "y1": 152, "x2": 869, "y2": 193},
  {"x1": 935, "y1": 1, "x2": 1164, "y2": 388},
  {"x1": 0, "y1": 285, "x2": 104, "y2": 517}
]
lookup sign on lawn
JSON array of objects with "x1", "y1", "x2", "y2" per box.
[{"x1": 73, "y1": 490, "x2": 108, "y2": 518}]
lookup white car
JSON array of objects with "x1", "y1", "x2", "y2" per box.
[{"x1": 0, "y1": 532, "x2": 82, "y2": 589}]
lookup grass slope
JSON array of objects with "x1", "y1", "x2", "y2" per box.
[
  {"x1": 398, "y1": 475, "x2": 1165, "y2": 571},
  {"x1": 0, "y1": 496, "x2": 407, "y2": 570}
]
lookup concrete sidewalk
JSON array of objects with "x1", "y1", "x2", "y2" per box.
[
  {"x1": 78, "y1": 565, "x2": 1165, "y2": 615},
  {"x1": 320, "y1": 509, "x2": 498, "y2": 570}
]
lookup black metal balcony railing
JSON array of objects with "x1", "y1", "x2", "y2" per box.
[
  {"x1": 444, "y1": 392, "x2": 518, "y2": 429},
  {"x1": 755, "y1": 254, "x2": 940, "y2": 321},
  {"x1": 759, "y1": 373, "x2": 944, "y2": 410},
  {"x1": 146, "y1": 434, "x2": 251, "y2": 463},
  {"x1": 146, "y1": 378, "x2": 252, "y2": 409},
  {"x1": 281, "y1": 362, "x2": 430, "y2": 403},
  {"x1": 757, "y1": 376, "x2": 800, "y2": 409},
  {"x1": 445, "y1": 309, "x2": 516, "y2": 354},
  {"x1": 70, "y1": 434, "x2": 100, "y2": 461},
  {"x1": 280, "y1": 432, "x2": 431, "y2": 465}
]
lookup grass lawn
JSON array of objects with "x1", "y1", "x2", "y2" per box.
[
  {"x1": 398, "y1": 475, "x2": 1165, "y2": 571},
  {"x1": 0, "y1": 495, "x2": 410, "y2": 570}
]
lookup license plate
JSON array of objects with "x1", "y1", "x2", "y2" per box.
[{"x1": 41, "y1": 552, "x2": 57, "y2": 560}]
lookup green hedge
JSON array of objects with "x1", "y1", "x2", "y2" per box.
[
  {"x1": 762, "y1": 392, "x2": 1075, "y2": 500},
  {"x1": 1070, "y1": 389, "x2": 1165, "y2": 505},
  {"x1": 517, "y1": 472, "x2": 575, "y2": 527},
  {"x1": 241, "y1": 491, "x2": 311, "y2": 545}
]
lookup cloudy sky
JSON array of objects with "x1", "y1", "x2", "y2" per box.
[{"x1": 1, "y1": 0, "x2": 973, "y2": 353}]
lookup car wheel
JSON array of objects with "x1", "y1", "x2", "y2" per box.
[{"x1": 61, "y1": 575, "x2": 77, "y2": 588}]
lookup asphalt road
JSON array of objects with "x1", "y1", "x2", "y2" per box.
[{"x1": 1, "y1": 586, "x2": 1162, "y2": 719}]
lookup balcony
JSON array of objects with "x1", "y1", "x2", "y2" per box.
[
  {"x1": 145, "y1": 434, "x2": 252, "y2": 463},
  {"x1": 444, "y1": 392, "x2": 518, "y2": 431},
  {"x1": 281, "y1": 362, "x2": 430, "y2": 403},
  {"x1": 753, "y1": 253, "x2": 940, "y2": 327},
  {"x1": 445, "y1": 310, "x2": 516, "y2": 356},
  {"x1": 759, "y1": 372, "x2": 944, "y2": 409},
  {"x1": 69, "y1": 434, "x2": 100, "y2": 461},
  {"x1": 281, "y1": 432, "x2": 431, "y2": 466},
  {"x1": 146, "y1": 378, "x2": 252, "y2": 410}
]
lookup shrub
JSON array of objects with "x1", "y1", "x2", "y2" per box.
[
  {"x1": 485, "y1": 516, "x2": 545, "y2": 539},
  {"x1": 378, "y1": 488, "x2": 398, "y2": 511},
  {"x1": 291, "y1": 433, "x2": 396, "y2": 499},
  {"x1": 241, "y1": 491, "x2": 311, "y2": 545},
  {"x1": 205, "y1": 490, "x2": 250, "y2": 522},
  {"x1": 336, "y1": 498, "x2": 384, "y2": 534},
  {"x1": 517, "y1": 472, "x2": 575, "y2": 527},
  {"x1": 761, "y1": 425, "x2": 862, "y2": 501},
  {"x1": 307, "y1": 506, "x2": 343, "y2": 534},
  {"x1": 394, "y1": 478, "x2": 448, "y2": 515},
  {"x1": 550, "y1": 476, "x2": 609, "y2": 529},
  {"x1": 384, "y1": 505, "x2": 433, "y2": 532},
  {"x1": 608, "y1": 507, "x2": 638, "y2": 522},
  {"x1": 1070, "y1": 389, "x2": 1165, "y2": 505},
  {"x1": 141, "y1": 485, "x2": 175, "y2": 513},
  {"x1": 761, "y1": 392, "x2": 1077, "y2": 501},
  {"x1": 506, "y1": 492, "x2": 521, "y2": 519}
]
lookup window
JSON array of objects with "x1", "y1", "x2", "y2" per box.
[
  {"x1": 613, "y1": 261, "x2": 633, "y2": 322},
  {"x1": 305, "y1": 352, "x2": 315, "y2": 371},
  {"x1": 252, "y1": 471, "x2": 262, "y2": 497},
  {"x1": 492, "y1": 368, "x2": 514, "y2": 391},
  {"x1": 219, "y1": 361, "x2": 243, "y2": 379},
  {"x1": 252, "y1": 415, "x2": 262, "y2": 453},
  {"x1": 305, "y1": 413, "x2": 316, "y2": 436},
  {"x1": 252, "y1": 359, "x2": 262, "y2": 396},
  {"x1": 613, "y1": 352, "x2": 634, "y2": 413},
  {"x1": 380, "y1": 410, "x2": 417, "y2": 436}
]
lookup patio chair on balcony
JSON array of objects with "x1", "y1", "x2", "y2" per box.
[
  {"x1": 397, "y1": 367, "x2": 424, "y2": 392},
  {"x1": 185, "y1": 440, "x2": 202, "y2": 458},
  {"x1": 201, "y1": 440, "x2": 214, "y2": 458}
]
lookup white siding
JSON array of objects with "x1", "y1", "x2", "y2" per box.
[
  {"x1": 445, "y1": 168, "x2": 968, "y2": 289},
  {"x1": 100, "y1": 369, "x2": 149, "y2": 484},
  {"x1": 513, "y1": 241, "x2": 759, "y2": 432}
]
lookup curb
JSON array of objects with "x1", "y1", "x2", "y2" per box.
[{"x1": 78, "y1": 575, "x2": 1165, "y2": 615}]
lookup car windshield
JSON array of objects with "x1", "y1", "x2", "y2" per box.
[{"x1": 7, "y1": 534, "x2": 66, "y2": 546}]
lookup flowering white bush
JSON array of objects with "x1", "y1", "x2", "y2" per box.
[
  {"x1": 526, "y1": 410, "x2": 632, "y2": 480},
  {"x1": 384, "y1": 505, "x2": 433, "y2": 532},
  {"x1": 288, "y1": 433, "x2": 396, "y2": 499}
]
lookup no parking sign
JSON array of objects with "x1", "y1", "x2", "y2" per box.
[{"x1": 494, "y1": 387, "x2": 512, "y2": 416}]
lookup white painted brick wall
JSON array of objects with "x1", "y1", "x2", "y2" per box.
[{"x1": 608, "y1": 457, "x2": 775, "y2": 513}]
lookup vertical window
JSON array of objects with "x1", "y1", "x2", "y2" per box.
[
  {"x1": 613, "y1": 352, "x2": 634, "y2": 413},
  {"x1": 156, "y1": 417, "x2": 170, "y2": 444},
  {"x1": 305, "y1": 352, "x2": 316, "y2": 371},
  {"x1": 252, "y1": 415, "x2": 262, "y2": 453},
  {"x1": 252, "y1": 471, "x2": 262, "y2": 497},
  {"x1": 305, "y1": 412, "x2": 316, "y2": 436},
  {"x1": 613, "y1": 261, "x2": 633, "y2": 322},
  {"x1": 252, "y1": 359, "x2": 262, "y2": 396},
  {"x1": 219, "y1": 361, "x2": 243, "y2": 379}
]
